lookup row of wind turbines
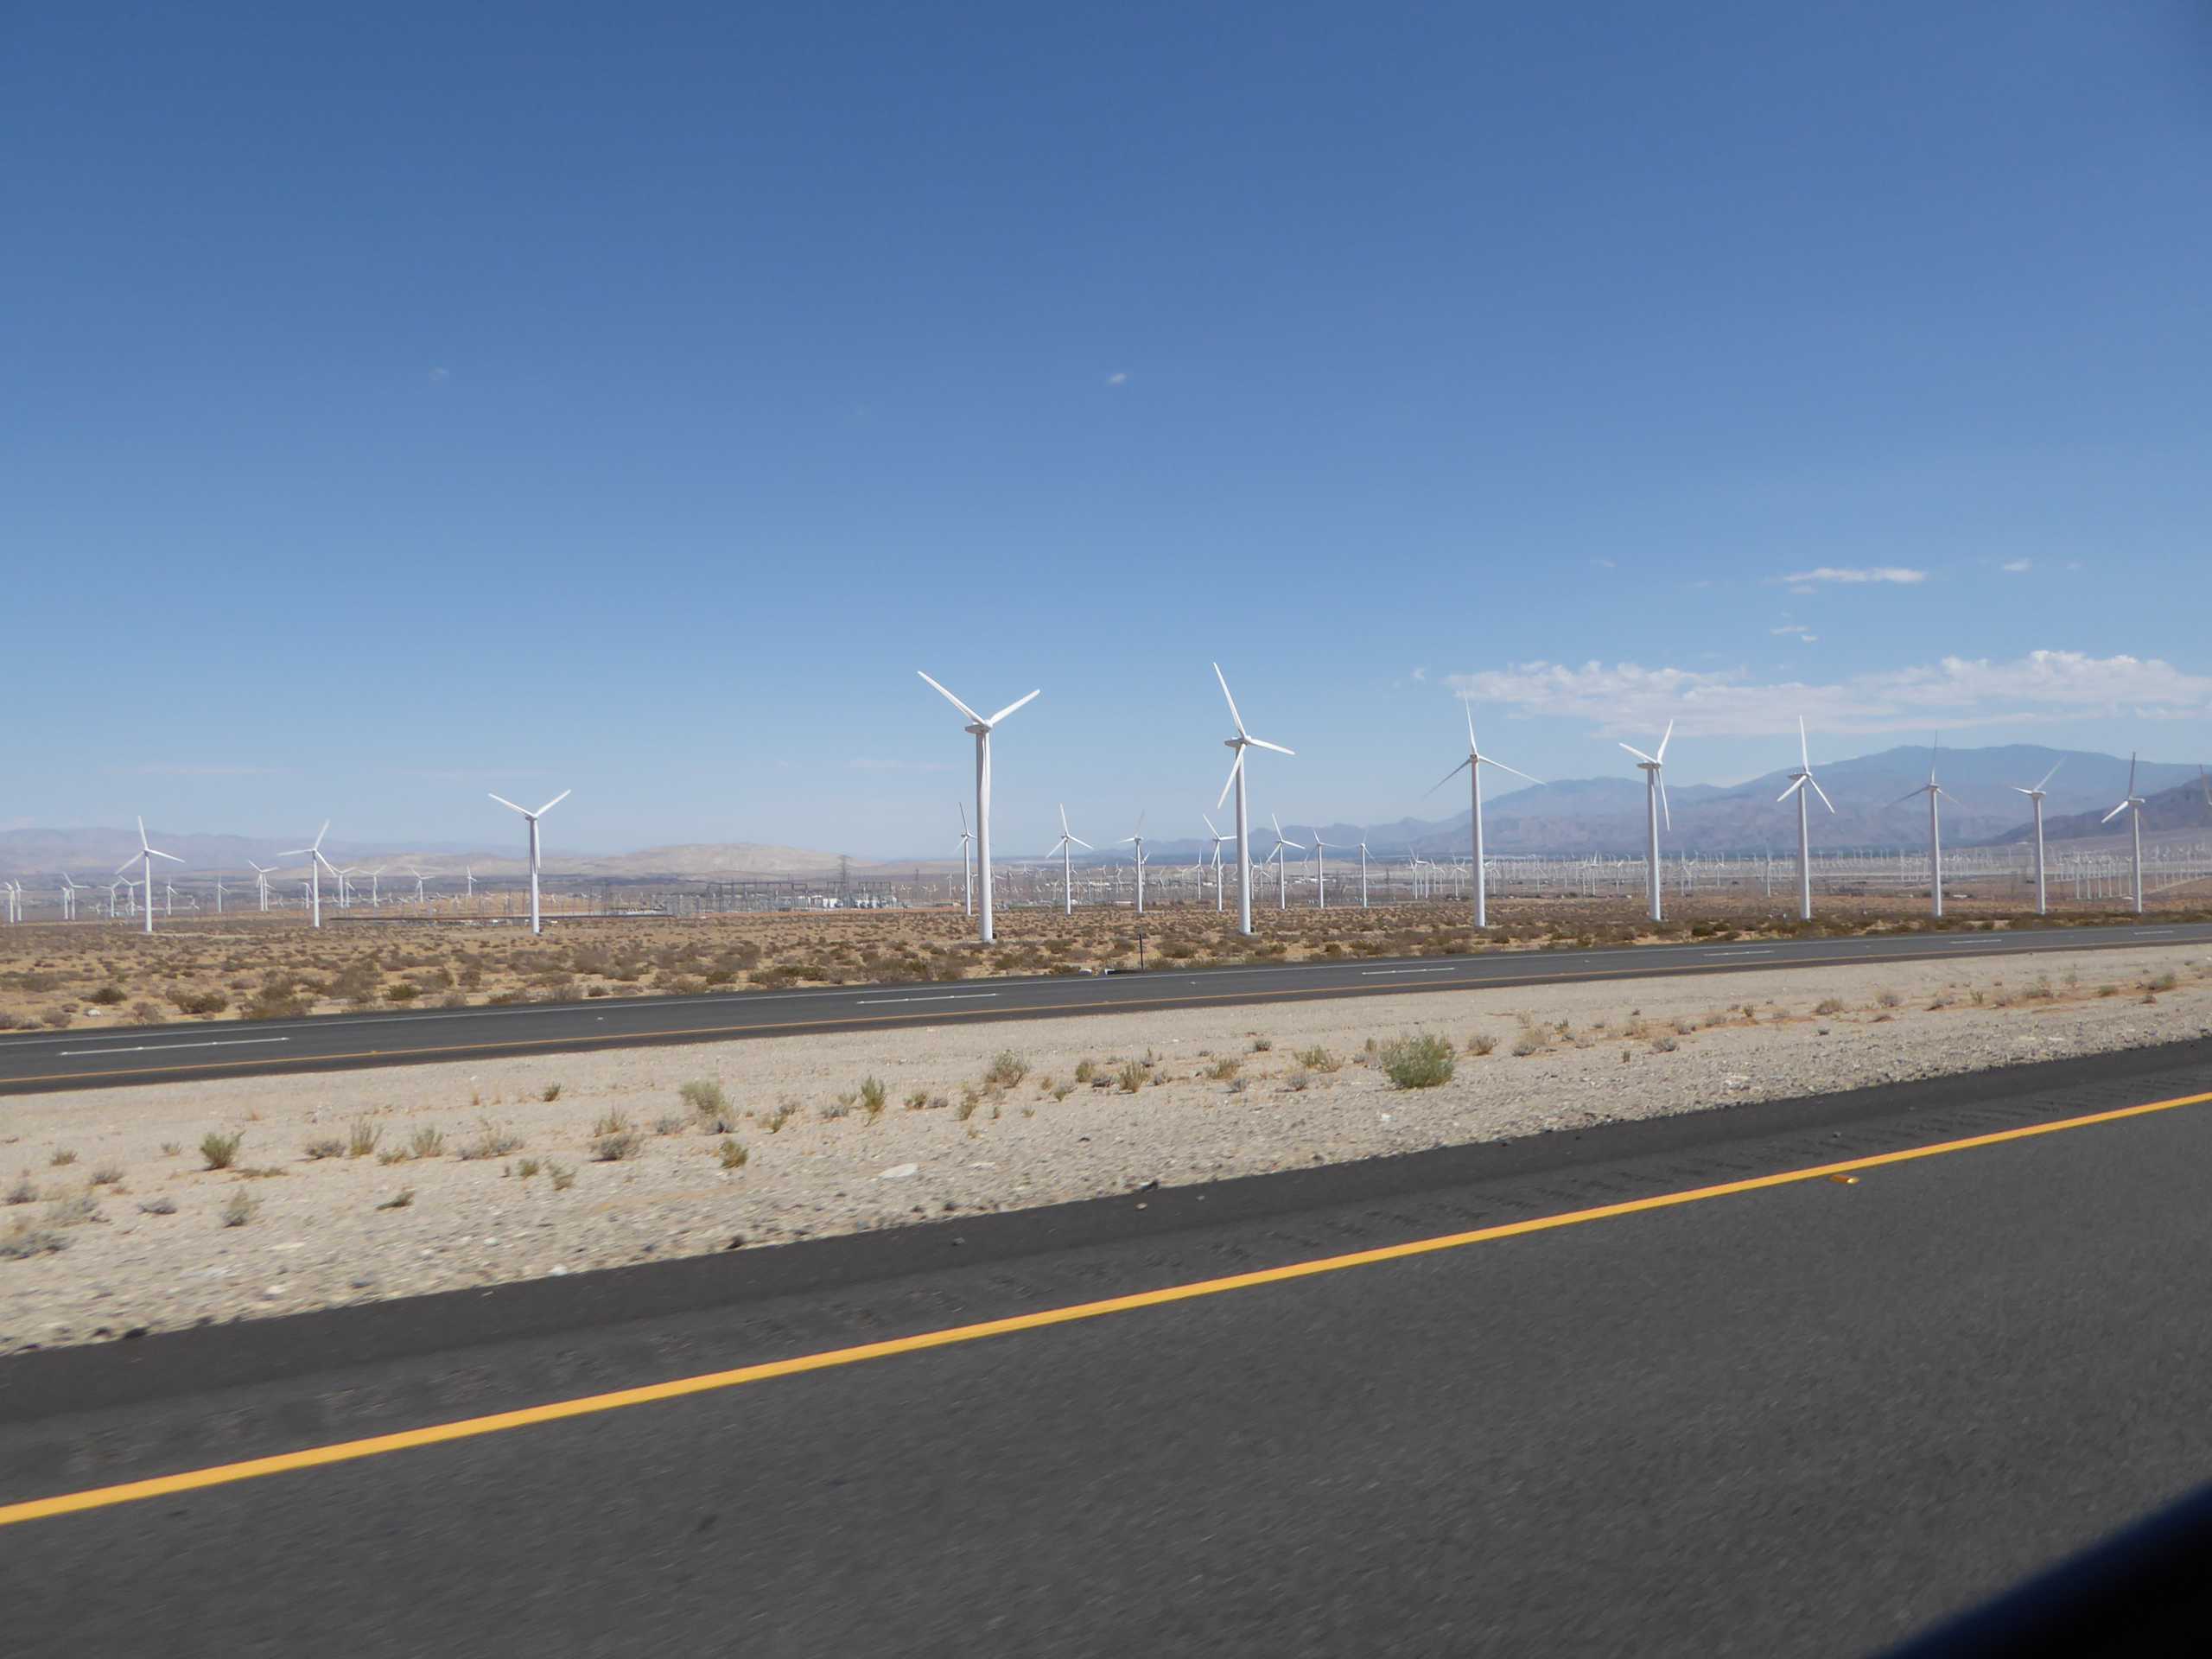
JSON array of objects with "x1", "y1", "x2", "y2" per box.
[{"x1": 921, "y1": 664, "x2": 2178, "y2": 946}]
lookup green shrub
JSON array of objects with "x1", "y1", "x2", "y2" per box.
[
  {"x1": 1379, "y1": 1034, "x2": 1455, "y2": 1089},
  {"x1": 200, "y1": 1130, "x2": 245, "y2": 1170}
]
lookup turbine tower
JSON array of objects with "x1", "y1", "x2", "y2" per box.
[
  {"x1": 1430, "y1": 696, "x2": 1543, "y2": 929},
  {"x1": 58, "y1": 872, "x2": 81, "y2": 922},
  {"x1": 1310, "y1": 831, "x2": 1334, "y2": 909},
  {"x1": 1618, "y1": 721, "x2": 1675, "y2": 924},
  {"x1": 2099, "y1": 753, "x2": 2147, "y2": 916},
  {"x1": 1775, "y1": 717, "x2": 1835, "y2": 922},
  {"x1": 1357, "y1": 838, "x2": 1370, "y2": 909},
  {"x1": 1043, "y1": 804, "x2": 1092, "y2": 914},
  {"x1": 2010, "y1": 760, "x2": 2063, "y2": 916},
  {"x1": 489, "y1": 791, "x2": 571, "y2": 936},
  {"x1": 1891, "y1": 738, "x2": 1954, "y2": 919},
  {"x1": 1211, "y1": 664, "x2": 1294, "y2": 937},
  {"x1": 247, "y1": 859, "x2": 276, "y2": 912},
  {"x1": 918, "y1": 671, "x2": 1039, "y2": 945},
  {"x1": 116, "y1": 817, "x2": 182, "y2": 936}
]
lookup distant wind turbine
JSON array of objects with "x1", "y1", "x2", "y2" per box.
[
  {"x1": 918, "y1": 671, "x2": 1040, "y2": 944},
  {"x1": 489, "y1": 790, "x2": 571, "y2": 936},
  {"x1": 280, "y1": 823, "x2": 339, "y2": 926},
  {"x1": 1264, "y1": 813, "x2": 1303, "y2": 911},
  {"x1": 115, "y1": 817, "x2": 183, "y2": 936},
  {"x1": 956, "y1": 803, "x2": 975, "y2": 918},
  {"x1": 57, "y1": 872, "x2": 81, "y2": 922},
  {"x1": 2010, "y1": 759, "x2": 2063, "y2": 915},
  {"x1": 1310, "y1": 830, "x2": 1335, "y2": 909},
  {"x1": 2099, "y1": 753, "x2": 2147, "y2": 916},
  {"x1": 1201, "y1": 814, "x2": 1233, "y2": 912},
  {"x1": 1619, "y1": 721, "x2": 1675, "y2": 924},
  {"x1": 1212, "y1": 664, "x2": 1294, "y2": 937},
  {"x1": 1430, "y1": 696, "x2": 1543, "y2": 929},
  {"x1": 1891, "y1": 738, "x2": 1954, "y2": 919},
  {"x1": 1042, "y1": 804, "x2": 1092, "y2": 914},
  {"x1": 1775, "y1": 717, "x2": 1836, "y2": 922},
  {"x1": 1120, "y1": 812, "x2": 1148, "y2": 915},
  {"x1": 246, "y1": 859, "x2": 276, "y2": 912}
]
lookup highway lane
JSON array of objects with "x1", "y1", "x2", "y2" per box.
[
  {"x1": 5, "y1": 1042, "x2": 2212, "y2": 1654},
  {"x1": 3, "y1": 918, "x2": 2207, "y2": 1095}
]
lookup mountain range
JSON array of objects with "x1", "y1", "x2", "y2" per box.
[{"x1": 7, "y1": 745, "x2": 2206, "y2": 880}]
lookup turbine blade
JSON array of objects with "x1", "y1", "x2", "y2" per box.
[
  {"x1": 1798, "y1": 715, "x2": 1809, "y2": 770},
  {"x1": 1247, "y1": 736, "x2": 1294, "y2": 756},
  {"x1": 1484, "y1": 759, "x2": 1545, "y2": 787},
  {"x1": 1619, "y1": 744, "x2": 1656, "y2": 766},
  {"x1": 2128, "y1": 752, "x2": 2138, "y2": 795},
  {"x1": 1891, "y1": 786, "x2": 1925, "y2": 807},
  {"x1": 1659, "y1": 776, "x2": 1671, "y2": 832},
  {"x1": 312, "y1": 820, "x2": 330, "y2": 850},
  {"x1": 149, "y1": 848, "x2": 183, "y2": 863},
  {"x1": 982, "y1": 688, "x2": 1040, "y2": 728},
  {"x1": 1777, "y1": 776, "x2": 1807, "y2": 804},
  {"x1": 488, "y1": 793, "x2": 530, "y2": 817},
  {"x1": 1463, "y1": 695, "x2": 1477, "y2": 752},
  {"x1": 1212, "y1": 662, "x2": 1247, "y2": 736},
  {"x1": 1215, "y1": 748, "x2": 1243, "y2": 810},
  {"x1": 1808, "y1": 777, "x2": 1836, "y2": 814},
  {"x1": 113, "y1": 853, "x2": 138, "y2": 876},
  {"x1": 1070, "y1": 836, "x2": 1093, "y2": 850},
  {"x1": 534, "y1": 789, "x2": 572, "y2": 817},
  {"x1": 2036, "y1": 759, "x2": 2063, "y2": 791},
  {"x1": 916, "y1": 670, "x2": 982, "y2": 724},
  {"x1": 1201, "y1": 813, "x2": 1219, "y2": 837},
  {"x1": 1656, "y1": 720, "x2": 1675, "y2": 763},
  {"x1": 2101, "y1": 801, "x2": 2130, "y2": 824},
  {"x1": 1424, "y1": 756, "x2": 1473, "y2": 798}
]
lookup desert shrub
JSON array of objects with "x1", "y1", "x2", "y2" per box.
[
  {"x1": 1250, "y1": 1036, "x2": 1273, "y2": 1053},
  {"x1": 1294, "y1": 1045, "x2": 1341, "y2": 1074},
  {"x1": 200, "y1": 1130, "x2": 245, "y2": 1170},
  {"x1": 1814, "y1": 998, "x2": 1846, "y2": 1016},
  {"x1": 377, "y1": 1188, "x2": 415, "y2": 1210},
  {"x1": 1380, "y1": 1033, "x2": 1455, "y2": 1089},
  {"x1": 384, "y1": 982, "x2": 419, "y2": 1003},
  {"x1": 1466, "y1": 1033, "x2": 1497, "y2": 1056},
  {"x1": 593, "y1": 1129, "x2": 642, "y2": 1162},
  {"x1": 1207, "y1": 1057, "x2": 1241, "y2": 1081},
  {"x1": 1116, "y1": 1060, "x2": 1147, "y2": 1094},
  {"x1": 541, "y1": 1082, "x2": 563, "y2": 1103},
  {"x1": 219, "y1": 1191, "x2": 259, "y2": 1227},
  {"x1": 346, "y1": 1118, "x2": 383, "y2": 1159},
  {"x1": 0, "y1": 1220, "x2": 67, "y2": 1258},
  {"x1": 653, "y1": 1112, "x2": 686, "y2": 1135},
  {"x1": 718, "y1": 1140, "x2": 750, "y2": 1170},
  {"x1": 982, "y1": 1051, "x2": 1028, "y2": 1090},
  {"x1": 174, "y1": 989, "x2": 230, "y2": 1016},
  {"x1": 305, "y1": 1136, "x2": 346, "y2": 1160},
  {"x1": 48, "y1": 1148, "x2": 77, "y2": 1167},
  {"x1": 858, "y1": 1077, "x2": 887, "y2": 1119},
  {"x1": 88, "y1": 984, "x2": 127, "y2": 1006},
  {"x1": 459, "y1": 1118, "x2": 522, "y2": 1160},
  {"x1": 5, "y1": 1174, "x2": 35, "y2": 1205},
  {"x1": 1073, "y1": 1059, "x2": 1096, "y2": 1084},
  {"x1": 408, "y1": 1125, "x2": 446, "y2": 1160},
  {"x1": 1650, "y1": 1033, "x2": 1680, "y2": 1052},
  {"x1": 137, "y1": 1197, "x2": 178, "y2": 1216},
  {"x1": 88, "y1": 1163, "x2": 124, "y2": 1186}
]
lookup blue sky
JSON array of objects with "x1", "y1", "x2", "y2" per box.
[{"x1": 6, "y1": 3, "x2": 2209, "y2": 858}]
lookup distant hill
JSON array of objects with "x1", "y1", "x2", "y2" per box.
[{"x1": 1986, "y1": 772, "x2": 2212, "y2": 848}]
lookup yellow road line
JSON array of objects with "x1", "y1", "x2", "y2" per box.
[
  {"x1": 1, "y1": 936, "x2": 2175, "y2": 1089},
  {"x1": 4, "y1": 1082, "x2": 2208, "y2": 1529}
]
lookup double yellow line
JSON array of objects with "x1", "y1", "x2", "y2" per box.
[{"x1": 4, "y1": 1081, "x2": 2207, "y2": 1529}]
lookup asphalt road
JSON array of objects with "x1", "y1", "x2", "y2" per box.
[
  {"x1": 4, "y1": 918, "x2": 2209, "y2": 1096},
  {"x1": 6, "y1": 1039, "x2": 2212, "y2": 1655}
]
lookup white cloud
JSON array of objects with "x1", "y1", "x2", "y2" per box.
[
  {"x1": 1446, "y1": 650, "x2": 2212, "y2": 740},
  {"x1": 1592, "y1": 557, "x2": 1617, "y2": 569},
  {"x1": 1105, "y1": 372, "x2": 1128, "y2": 386},
  {"x1": 849, "y1": 756, "x2": 951, "y2": 773},
  {"x1": 1769, "y1": 623, "x2": 1815, "y2": 638},
  {"x1": 2000, "y1": 559, "x2": 2032, "y2": 574},
  {"x1": 1779, "y1": 566, "x2": 1927, "y2": 586}
]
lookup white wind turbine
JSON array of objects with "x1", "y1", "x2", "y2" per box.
[
  {"x1": 2011, "y1": 759, "x2": 2063, "y2": 916},
  {"x1": 2, "y1": 881, "x2": 18, "y2": 925},
  {"x1": 918, "y1": 671, "x2": 1039, "y2": 944},
  {"x1": 489, "y1": 789, "x2": 571, "y2": 936},
  {"x1": 2099, "y1": 753, "x2": 2147, "y2": 916},
  {"x1": 1202, "y1": 814, "x2": 1233, "y2": 912},
  {"x1": 1212, "y1": 664, "x2": 1295, "y2": 937},
  {"x1": 956, "y1": 803, "x2": 976, "y2": 918},
  {"x1": 1891, "y1": 738, "x2": 1955, "y2": 919},
  {"x1": 1618, "y1": 721, "x2": 1675, "y2": 924},
  {"x1": 1775, "y1": 717, "x2": 1836, "y2": 922},
  {"x1": 247, "y1": 859, "x2": 276, "y2": 912},
  {"x1": 1263, "y1": 813, "x2": 1303, "y2": 911},
  {"x1": 1119, "y1": 812, "x2": 1148, "y2": 914},
  {"x1": 367, "y1": 866, "x2": 385, "y2": 909},
  {"x1": 1310, "y1": 830, "x2": 1335, "y2": 909},
  {"x1": 1043, "y1": 804, "x2": 1092, "y2": 914},
  {"x1": 409, "y1": 867, "x2": 429, "y2": 909},
  {"x1": 1430, "y1": 696, "x2": 1543, "y2": 929},
  {"x1": 1357, "y1": 838, "x2": 1370, "y2": 909},
  {"x1": 116, "y1": 817, "x2": 183, "y2": 936},
  {"x1": 280, "y1": 823, "x2": 340, "y2": 926},
  {"x1": 58, "y1": 872, "x2": 81, "y2": 922}
]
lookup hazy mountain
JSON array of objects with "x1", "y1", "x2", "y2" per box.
[{"x1": 1986, "y1": 772, "x2": 2212, "y2": 848}]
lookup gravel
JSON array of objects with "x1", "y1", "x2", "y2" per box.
[{"x1": 2, "y1": 944, "x2": 2207, "y2": 1353}]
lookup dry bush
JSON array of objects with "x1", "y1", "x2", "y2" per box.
[
  {"x1": 1380, "y1": 1034, "x2": 1455, "y2": 1089},
  {"x1": 200, "y1": 1130, "x2": 245, "y2": 1170}
]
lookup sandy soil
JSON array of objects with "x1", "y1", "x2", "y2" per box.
[
  {"x1": 3, "y1": 898, "x2": 2200, "y2": 1033},
  {"x1": 3, "y1": 944, "x2": 2209, "y2": 1354}
]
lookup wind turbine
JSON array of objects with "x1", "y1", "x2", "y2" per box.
[
  {"x1": 1310, "y1": 831, "x2": 1335, "y2": 909},
  {"x1": 2100, "y1": 753, "x2": 2147, "y2": 916},
  {"x1": 1618, "y1": 721, "x2": 1675, "y2": 924},
  {"x1": 1201, "y1": 814, "x2": 1233, "y2": 912},
  {"x1": 918, "y1": 671, "x2": 1039, "y2": 945},
  {"x1": 409, "y1": 867, "x2": 429, "y2": 909},
  {"x1": 57, "y1": 872, "x2": 81, "y2": 922},
  {"x1": 489, "y1": 790, "x2": 571, "y2": 936},
  {"x1": 115, "y1": 818, "x2": 182, "y2": 935},
  {"x1": 1264, "y1": 814, "x2": 1303, "y2": 911},
  {"x1": 246, "y1": 859, "x2": 276, "y2": 912},
  {"x1": 2011, "y1": 760, "x2": 2063, "y2": 916},
  {"x1": 280, "y1": 823, "x2": 340, "y2": 926},
  {"x1": 1212, "y1": 664, "x2": 1294, "y2": 937},
  {"x1": 1119, "y1": 813, "x2": 1148, "y2": 915},
  {"x1": 1357, "y1": 838, "x2": 1370, "y2": 909},
  {"x1": 1429, "y1": 696, "x2": 1543, "y2": 929},
  {"x1": 1891, "y1": 738, "x2": 1954, "y2": 919},
  {"x1": 1043, "y1": 804, "x2": 1092, "y2": 914},
  {"x1": 956, "y1": 804, "x2": 975, "y2": 918},
  {"x1": 1775, "y1": 717, "x2": 1836, "y2": 922},
  {"x1": 367, "y1": 866, "x2": 385, "y2": 909}
]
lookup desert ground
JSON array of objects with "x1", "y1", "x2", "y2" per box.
[
  {"x1": 3, "y1": 941, "x2": 2208, "y2": 1355},
  {"x1": 1, "y1": 892, "x2": 2205, "y2": 1034}
]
